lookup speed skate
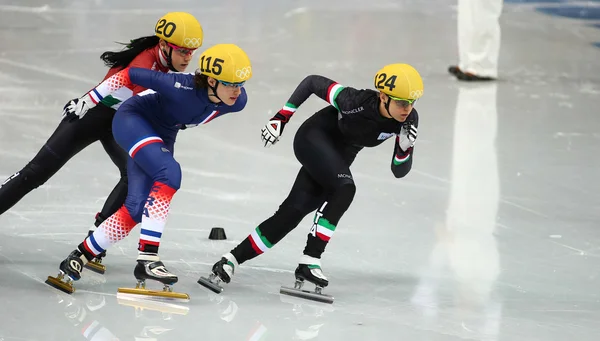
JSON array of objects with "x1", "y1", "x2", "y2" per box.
[
  {"x1": 280, "y1": 279, "x2": 334, "y2": 305},
  {"x1": 280, "y1": 261, "x2": 334, "y2": 304},
  {"x1": 117, "y1": 253, "x2": 189, "y2": 302},
  {"x1": 197, "y1": 273, "x2": 225, "y2": 294},
  {"x1": 197, "y1": 254, "x2": 237, "y2": 294}
]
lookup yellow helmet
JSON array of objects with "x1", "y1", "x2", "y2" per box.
[
  {"x1": 154, "y1": 12, "x2": 203, "y2": 49},
  {"x1": 374, "y1": 63, "x2": 423, "y2": 100},
  {"x1": 198, "y1": 44, "x2": 252, "y2": 84}
]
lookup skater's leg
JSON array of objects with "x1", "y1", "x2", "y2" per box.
[
  {"x1": 205, "y1": 168, "x2": 325, "y2": 286},
  {"x1": 293, "y1": 116, "x2": 356, "y2": 261},
  {"x1": 79, "y1": 158, "x2": 150, "y2": 261},
  {"x1": 0, "y1": 114, "x2": 100, "y2": 215},
  {"x1": 46, "y1": 159, "x2": 146, "y2": 291},
  {"x1": 111, "y1": 110, "x2": 181, "y2": 286},
  {"x1": 287, "y1": 110, "x2": 357, "y2": 288},
  {"x1": 230, "y1": 167, "x2": 324, "y2": 264}
]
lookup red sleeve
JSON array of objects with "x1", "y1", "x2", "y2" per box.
[{"x1": 126, "y1": 49, "x2": 161, "y2": 95}]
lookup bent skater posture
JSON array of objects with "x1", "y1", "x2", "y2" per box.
[
  {"x1": 199, "y1": 63, "x2": 423, "y2": 303},
  {"x1": 46, "y1": 43, "x2": 252, "y2": 300},
  {"x1": 0, "y1": 12, "x2": 204, "y2": 274}
]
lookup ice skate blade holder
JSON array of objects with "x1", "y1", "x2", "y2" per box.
[
  {"x1": 84, "y1": 259, "x2": 106, "y2": 274},
  {"x1": 197, "y1": 274, "x2": 224, "y2": 294},
  {"x1": 280, "y1": 280, "x2": 334, "y2": 304},
  {"x1": 45, "y1": 273, "x2": 75, "y2": 294}
]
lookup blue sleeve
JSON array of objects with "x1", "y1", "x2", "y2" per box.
[{"x1": 128, "y1": 68, "x2": 189, "y2": 99}]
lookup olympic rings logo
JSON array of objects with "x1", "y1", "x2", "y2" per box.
[
  {"x1": 183, "y1": 37, "x2": 202, "y2": 48},
  {"x1": 236, "y1": 66, "x2": 252, "y2": 79},
  {"x1": 410, "y1": 89, "x2": 423, "y2": 98}
]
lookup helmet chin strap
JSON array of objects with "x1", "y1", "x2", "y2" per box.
[
  {"x1": 382, "y1": 95, "x2": 393, "y2": 118},
  {"x1": 208, "y1": 81, "x2": 222, "y2": 103},
  {"x1": 160, "y1": 47, "x2": 179, "y2": 72}
]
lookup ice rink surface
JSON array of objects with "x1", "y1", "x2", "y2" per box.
[{"x1": 0, "y1": 0, "x2": 599, "y2": 340}]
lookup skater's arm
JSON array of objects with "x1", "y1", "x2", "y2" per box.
[
  {"x1": 276, "y1": 75, "x2": 348, "y2": 121},
  {"x1": 390, "y1": 113, "x2": 419, "y2": 178},
  {"x1": 85, "y1": 67, "x2": 187, "y2": 104}
]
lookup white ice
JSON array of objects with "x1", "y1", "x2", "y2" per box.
[{"x1": 0, "y1": 0, "x2": 599, "y2": 340}]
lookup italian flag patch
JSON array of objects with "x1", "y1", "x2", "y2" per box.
[{"x1": 315, "y1": 217, "x2": 336, "y2": 242}]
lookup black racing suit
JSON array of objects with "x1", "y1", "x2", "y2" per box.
[{"x1": 230, "y1": 75, "x2": 419, "y2": 264}]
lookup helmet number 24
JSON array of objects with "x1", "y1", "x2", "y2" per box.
[
  {"x1": 155, "y1": 19, "x2": 176, "y2": 38},
  {"x1": 375, "y1": 73, "x2": 397, "y2": 92},
  {"x1": 199, "y1": 55, "x2": 225, "y2": 76}
]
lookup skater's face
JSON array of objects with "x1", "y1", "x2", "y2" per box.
[
  {"x1": 208, "y1": 77, "x2": 244, "y2": 106},
  {"x1": 379, "y1": 92, "x2": 414, "y2": 122},
  {"x1": 159, "y1": 40, "x2": 195, "y2": 72}
]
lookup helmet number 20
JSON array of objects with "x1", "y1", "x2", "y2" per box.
[
  {"x1": 155, "y1": 19, "x2": 176, "y2": 38},
  {"x1": 375, "y1": 73, "x2": 397, "y2": 92},
  {"x1": 199, "y1": 56, "x2": 225, "y2": 76}
]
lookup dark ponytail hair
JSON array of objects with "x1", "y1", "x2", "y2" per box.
[{"x1": 100, "y1": 35, "x2": 160, "y2": 69}]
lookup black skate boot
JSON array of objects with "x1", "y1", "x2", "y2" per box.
[
  {"x1": 46, "y1": 249, "x2": 88, "y2": 294},
  {"x1": 197, "y1": 253, "x2": 238, "y2": 294},
  {"x1": 117, "y1": 252, "x2": 189, "y2": 301},
  {"x1": 280, "y1": 255, "x2": 334, "y2": 304},
  {"x1": 84, "y1": 230, "x2": 107, "y2": 274},
  {"x1": 133, "y1": 252, "x2": 178, "y2": 286}
]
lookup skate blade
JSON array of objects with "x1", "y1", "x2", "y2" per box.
[
  {"x1": 116, "y1": 287, "x2": 190, "y2": 302},
  {"x1": 45, "y1": 275, "x2": 74, "y2": 294},
  {"x1": 280, "y1": 286, "x2": 334, "y2": 304},
  {"x1": 279, "y1": 293, "x2": 336, "y2": 312},
  {"x1": 117, "y1": 296, "x2": 190, "y2": 315},
  {"x1": 197, "y1": 276, "x2": 224, "y2": 294},
  {"x1": 84, "y1": 261, "x2": 106, "y2": 275}
]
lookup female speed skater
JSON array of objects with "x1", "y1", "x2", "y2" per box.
[
  {"x1": 0, "y1": 12, "x2": 204, "y2": 274},
  {"x1": 46, "y1": 43, "x2": 253, "y2": 300},
  {"x1": 199, "y1": 63, "x2": 423, "y2": 303}
]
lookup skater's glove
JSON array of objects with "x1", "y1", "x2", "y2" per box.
[
  {"x1": 398, "y1": 122, "x2": 417, "y2": 153},
  {"x1": 260, "y1": 111, "x2": 290, "y2": 147},
  {"x1": 61, "y1": 98, "x2": 79, "y2": 122},
  {"x1": 62, "y1": 94, "x2": 97, "y2": 121}
]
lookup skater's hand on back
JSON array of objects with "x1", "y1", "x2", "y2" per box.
[
  {"x1": 62, "y1": 94, "x2": 97, "y2": 122},
  {"x1": 398, "y1": 122, "x2": 417, "y2": 152},
  {"x1": 260, "y1": 111, "x2": 290, "y2": 147}
]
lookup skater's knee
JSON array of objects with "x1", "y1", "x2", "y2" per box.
[
  {"x1": 280, "y1": 192, "x2": 323, "y2": 220},
  {"x1": 19, "y1": 162, "x2": 50, "y2": 189},
  {"x1": 153, "y1": 161, "x2": 181, "y2": 190},
  {"x1": 124, "y1": 197, "x2": 145, "y2": 223},
  {"x1": 336, "y1": 181, "x2": 356, "y2": 202}
]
